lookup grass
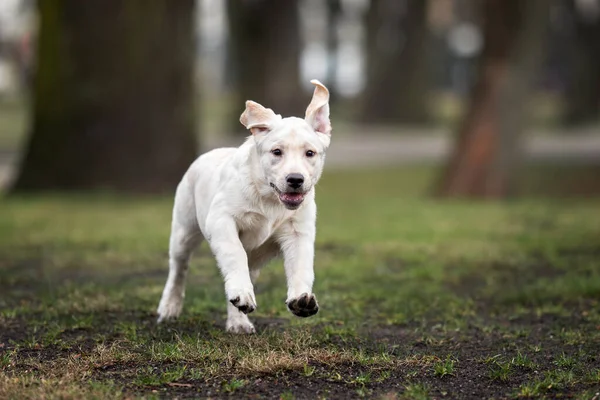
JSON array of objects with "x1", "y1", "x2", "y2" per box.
[
  {"x1": 221, "y1": 378, "x2": 246, "y2": 393},
  {"x1": 433, "y1": 356, "x2": 456, "y2": 378},
  {"x1": 554, "y1": 352, "x2": 577, "y2": 369},
  {"x1": 485, "y1": 351, "x2": 539, "y2": 383},
  {"x1": 401, "y1": 383, "x2": 431, "y2": 400},
  {"x1": 1, "y1": 167, "x2": 600, "y2": 398}
]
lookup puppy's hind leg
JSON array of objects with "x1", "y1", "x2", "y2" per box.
[{"x1": 157, "y1": 219, "x2": 202, "y2": 323}]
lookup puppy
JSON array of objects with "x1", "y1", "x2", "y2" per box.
[{"x1": 157, "y1": 80, "x2": 332, "y2": 333}]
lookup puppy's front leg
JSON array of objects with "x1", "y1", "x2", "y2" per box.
[
  {"x1": 279, "y1": 222, "x2": 319, "y2": 318},
  {"x1": 206, "y1": 212, "x2": 256, "y2": 332}
]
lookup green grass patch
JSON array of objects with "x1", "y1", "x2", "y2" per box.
[{"x1": 1, "y1": 167, "x2": 600, "y2": 398}]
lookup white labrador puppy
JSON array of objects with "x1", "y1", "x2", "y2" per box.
[{"x1": 157, "y1": 80, "x2": 332, "y2": 333}]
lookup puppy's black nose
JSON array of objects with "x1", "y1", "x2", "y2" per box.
[{"x1": 286, "y1": 173, "x2": 304, "y2": 189}]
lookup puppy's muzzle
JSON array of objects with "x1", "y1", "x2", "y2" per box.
[{"x1": 270, "y1": 180, "x2": 306, "y2": 210}]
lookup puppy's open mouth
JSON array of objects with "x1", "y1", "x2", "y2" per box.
[{"x1": 270, "y1": 183, "x2": 305, "y2": 209}]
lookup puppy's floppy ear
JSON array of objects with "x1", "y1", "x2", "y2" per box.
[
  {"x1": 240, "y1": 101, "x2": 281, "y2": 135},
  {"x1": 305, "y1": 79, "x2": 331, "y2": 135}
]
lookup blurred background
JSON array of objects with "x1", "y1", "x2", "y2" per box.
[{"x1": 0, "y1": 0, "x2": 599, "y2": 197}]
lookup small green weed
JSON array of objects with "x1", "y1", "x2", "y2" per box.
[
  {"x1": 558, "y1": 329, "x2": 585, "y2": 345},
  {"x1": 302, "y1": 363, "x2": 315, "y2": 377},
  {"x1": 518, "y1": 369, "x2": 577, "y2": 397},
  {"x1": 401, "y1": 383, "x2": 430, "y2": 400},
  {"x1": 351, "y1": 372, "x2": 372, "y2": 386},
  {"x1": 376, "y1": 370, "x2": 391, "y2": 383},
  {"x1": 22, "y1": 335, "x2": 40, "y2": 349},
  {"x1": 512, "y1": 352, "x2": 535, "y2": 370},
  {"x1": 433, "y1": 356, "x2": 456, "y2": 378},
  {"x1": 134, "y1": 367, "x2": 163, "y2": 387},
  {"x1": 222, "y1": 378, "x2": 246, "y2": 393},
  {"x1": 554, "y1": 352, "x2": 577, "y2": 369},
  {"x1": 481, "y1": 354, "x2": 502, "y2": 365},
  {"x1": 584, "y1": 368, "x2": 600, "y2": 384},
  {"x1": 489, "y1": 361, "x2": 512, "y2": 382},
  {"x1": 280, "y1": 390, "x2": 295, "y2": 400},
  {"x1": 1, "y1": 351, "x2": 15, "y2": 369},
  {"x1": 150, "y1": 341, "x2": 183, "y2": 361},
  {"x1": 517, "y1": 381, "x2": 543, "y2": 398},
  {"x1": 189, "y1": 368, "x2": 203, "y2": 380},
  {"x1": 161, "y1": 365, "x2": 187, "y2": 383},
  {"x1": 133, "y1": 365, "x2": 187, "y2": 387}
]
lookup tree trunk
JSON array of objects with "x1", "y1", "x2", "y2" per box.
[
  {"x1": 360, "y1": 0, "x2": 431, "y2": 125},
  {"x1": 325, "y1": 0, "x2": 342, "y2": 105},
  {"x1": 563, "y1": 0, "x2": 600, "y2": 126},
  {"x1": 226, "y1": 0, "x2": 303, "y2": 130},
  {"x1": 436, "y1": 0, "x2": 550, "y2": 198},
  {"x1": 12, "y1": 0, "x2": 198, "y2": 193}
]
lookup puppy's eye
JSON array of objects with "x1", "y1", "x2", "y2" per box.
[
  {"x1": 306, "y1": 150, "x2": 316, "y2": 158},
  {"x1": 271, "y1": 149, "x2": 283, "y2": 156}
]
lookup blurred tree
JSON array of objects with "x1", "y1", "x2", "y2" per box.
[
  {"x1": 227, "y1": 0, "x2": 303, "y2": 129},
  {"x1": 436, "y1": 0, "x2": 550, "y2": 198},
  {"x1": 563, "y1": 0, "x2": 600, "y2": 125},
  {"x1": 326, "y1": 0, "x2": 342, "y2": 104},
  {"x1": 13, "y1": 0, "x2": 197, "y2": 193},
  {"x1": 360, "y1": 0, "x2": 431, "y2": 124}
]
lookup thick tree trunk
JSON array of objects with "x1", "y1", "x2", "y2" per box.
[
  {"x1": 436, "y1": 0, "x2": 550, "y2": 198},
  {"x1": 226, "y1": 0, "x2": 303, "y2": 129},
  {"x1": 360, "y1": 0, "x2": 431, "y2": 125},
  {"x1": 563, "y1": 0, "x2": 600, "y2": 125},
  {"x1": 12, "y1": 0, "x2": 198, "y2": 193}
]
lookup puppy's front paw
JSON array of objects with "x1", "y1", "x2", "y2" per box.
[
  {"x1": 229, "y1": 294, "x2": 256, "y2": 314},
  {"x1": 286, "y1": 293, "x2": 319, "y2": 318},
  {"x1": 227, "y1": 283, "x2": 257, "y2": 314}
]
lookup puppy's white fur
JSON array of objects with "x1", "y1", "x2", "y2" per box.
[{"x1": 157, "y1": 80, "x2": 331, "y2": 333}]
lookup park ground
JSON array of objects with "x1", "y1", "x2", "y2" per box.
[{"x1": 1, "y1": 166, "x2": 600, "y2": 399}]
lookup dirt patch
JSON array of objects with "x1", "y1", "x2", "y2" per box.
[
  {"x1": 111, "y1": 319, "x2": 600, "y2": 399},
  {"x1": 6, "y1": 310, "x2": 598, "y2": 399}
]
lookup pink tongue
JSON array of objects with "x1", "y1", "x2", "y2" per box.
[{"x1": 281, "y1": 193, "x2": 304, "y2": 202}]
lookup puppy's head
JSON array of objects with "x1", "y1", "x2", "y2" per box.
[{"x1": 240, "y1": 80, "x2": 332, "y2": 210}]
